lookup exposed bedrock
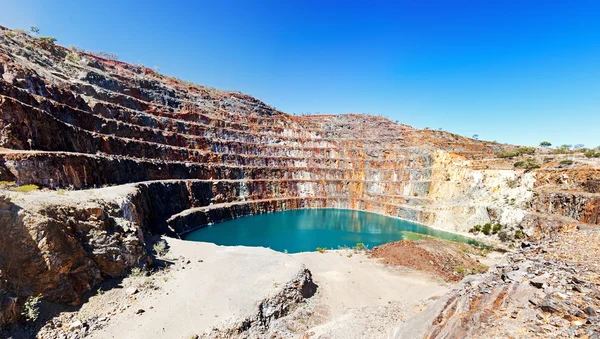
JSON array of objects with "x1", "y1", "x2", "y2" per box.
[
  {"x1": 0, "y1": 192, "x2": 146, "y2": 324},
  {"x1": 0, "y1": 25, "x2": 598, "y2": 329}
]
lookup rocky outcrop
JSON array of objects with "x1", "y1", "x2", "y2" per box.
[
  {"x1": 392, "y1": 230, "x2": 600, "y2": 338},
  {"x1": 201, "y1": 268, "x2": 317, "y2": 338},
  {"x1": 0, "y1": 192, "x2": 146, "y2": 326}
]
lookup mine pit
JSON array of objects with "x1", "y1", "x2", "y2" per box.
[
  {"x1": 182, "y1": 208, "x2": 485, "y2": 253},
  {"x1": 0, "y1": 24, "x2": 598, "y2": 338}
]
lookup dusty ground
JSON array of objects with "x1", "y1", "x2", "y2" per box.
[
  {"x1": 370, "y1": 239, "x2": 492, "y2": 282},
  {"x1": 3, "y1": 238, "x2": 495, "y2": 339},
  {"x1": 288, "y1": 249, "x2": 451, "y2": 338}
]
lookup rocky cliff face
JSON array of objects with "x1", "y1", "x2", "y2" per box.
[{"x1": 0, "y1": 26, "x2": 598, "y2": 327}]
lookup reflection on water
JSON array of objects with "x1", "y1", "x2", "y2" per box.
[{"x1": 183, "y1": 209, "x2": 485, "y2": 253}]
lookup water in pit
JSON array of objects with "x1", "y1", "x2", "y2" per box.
[{"x1": 183, "y1": 209, "x2": 485, "y2": 253}]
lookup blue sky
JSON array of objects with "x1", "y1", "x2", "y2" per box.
[{"x1": 1, "y1": 0, "x2": 599, "y2": 147}]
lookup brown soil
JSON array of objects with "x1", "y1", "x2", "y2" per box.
[{"x1": 370, "y1": 239, "x2": 489, "y2": 282}]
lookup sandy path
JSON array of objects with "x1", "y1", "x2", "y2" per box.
[
  {"x1": 290, "y1": 250, "x2": 450, "y2": 338},
  {"x1": 294, "y1": 250, "x2": 449, "y2": 317},
  {"x1": 87, "y1": 239, "x2": 308, "y2": 339}
]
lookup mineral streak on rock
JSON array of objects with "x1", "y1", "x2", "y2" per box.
[{"x1": 0, "y1": 25, "x2": 598, "y2": 330}]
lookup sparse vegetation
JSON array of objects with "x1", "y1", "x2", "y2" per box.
[
  {"x1": 316, "y1": 247, "x2": 327, "y2": 253},
  {"x1": 12, "y1": 184, "x2": 40, "y2": 193},
  {"x1": 469, "y1": 224, "x2": 482, "y2": 234},
  {"x1": 0, "y1": 181, "x2": 16, "y2": 188},
  {"x1": 584, "y1": 150, "x2": 600, "y2": 158},
  {"x1": 22, "y1": 295, "x2": 41, "y2": 322},
  {"x1": 455, "y1": 265, "x2": 468, "y2": 276},
  {"x1": 495, "y1": 150, "x2": 520, "y2": 158},
  {"x1": 153, "y1": 240, "x2": 168, "y2": 257},
  {"x1": 353, "y1": 243, "x2": 367, "y2": 251},
  {"x1": 65, "y1": 53, "x2": 80, "y2": 62},
  {"x1": 38, "y1": 36, "x2": 57, "y2": 45},
  {"x1": 498, "y1": 231, "x2": 510, "y2": 242},
  {"x1": 455, "y1": 263, "x2": 487, "y2": 277},
  {"x1": 505, "y1": 177, "x2": 519, "y2": 188},
  {"x1": 539, "y1": 141, "x2": 552, "y2": 147},
  {"x1": 559, "y1": 159, "x2": 573, "y2": 166},
  {"x1": 516, "y1": 146, "x2": 536, "y2": 155},
  {"x1": 514, "y1": 229, "x2": 524, "y2": 239},
  {"x1": 495, "y1": 146, "x2": 536, "y2": 159},
  {"x1": 514, "y1": 159, "x2": 540, "y2": 171},
  {"x1": 491, "y1": 223, "x2": 502, "y2": 234},
  {"x1": 130, "y1": 267, "x2": 145, "y2": 277},
  {"x1": 481, "y1": 223, "x2": 492, "y2": 236}
]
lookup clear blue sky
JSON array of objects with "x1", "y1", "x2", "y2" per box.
[{"x1": 1, "y1": 0, "x2": 599, "y2": 147}]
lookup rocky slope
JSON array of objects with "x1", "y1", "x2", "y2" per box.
[{"x1": 0, "y1": 25, "x2": 598, "y2": 335}]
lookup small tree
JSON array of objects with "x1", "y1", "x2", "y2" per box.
[
  {"x1": 29, "y1": 26, "x2": 40, "y2": 35},
  {"x1": 574, "y1": 144, "x2": 585, "y2": 150},
  {"x1": 472, "y1": 134, "x2": 479, "y2": 140},
  {"x1": 539, "y1": 141, "x2": 552, "y2": 147}
]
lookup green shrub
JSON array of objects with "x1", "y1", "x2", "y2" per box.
[
  {"x1": 130, "y1": 267, "x2": 144, "y2": 277},
  {"x1": 559, "y1": 159, "x2": 573, "y2": 166},
  {"x1": 353, "y1": 243, "x2": 366, "y2": 251},
  {"x1": 38, "y1": 36, "x2": 56, "y2": 45},
  {"x1": 539, "y1": 141, "x2": 552, "y2": 147},
  {"x1": 514, "y1": 159, "x2": 540, "y2": 171},
  {"x1": 455, "y1": 265, "x2": 468, "y2": 276},
  {"x1": 153, "y1": 240, "x2": 168, "y2": 257},
  {"x1": 584, "y1": 150, "x2": 600, "y2": 158},
  {"x1": 516, "y1": 147, "x2": 536, "y2": 155},
  {"x1": 505, "y1": 178, "x2": 519, "y2": 188},
  {"x1": 469, "y1": 224, "x2": 482, "y2": 234},
  {"x1": 316, "y1": 247, "x2": 327, "y2": 253},
  {"x1": 495, "y1": 150, "x2": 520, "y2": 159},
  {"x1": 495, "y1": 147, "x2": 536, "y2": 159},
  {"x1": 498, "y1": 231, "x2": 510, "y2": 242},
  {"x1": 514, "y1": 229, "x2": 524, "y2": 239},
  {"x1": 481, "y1": 223, "x2": 492, "y2": 236},
  {"x1": 65, "y1": 53, "x2": 80, "y2": 62},
  {"x1": 22, "y1": 295, "x2": 41, "y2": 322},
  {"x1": 492, "y1": 223, "x2": 502, "y2": 234}
]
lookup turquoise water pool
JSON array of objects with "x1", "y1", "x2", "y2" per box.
[{"x1": 183, "y1": 208, "x2": 483, "y2": 253}]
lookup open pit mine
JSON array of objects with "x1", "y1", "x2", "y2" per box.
[{"x1": 0, "y1": 26, "x2": 599, "y2": 338}]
